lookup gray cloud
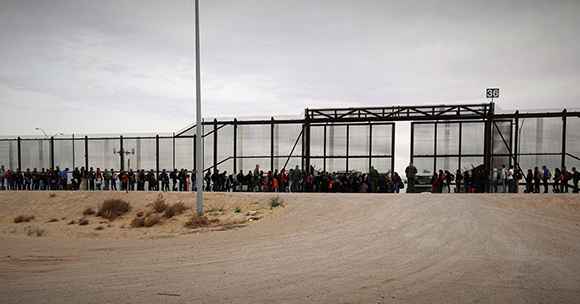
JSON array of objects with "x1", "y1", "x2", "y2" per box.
[{"x1": 1, "y1": 0, "x2": 579, "y2": 136}]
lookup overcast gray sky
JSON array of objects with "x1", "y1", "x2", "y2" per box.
[{"x1": 1, "y1": 0, "x2": 579, "y2": 136}]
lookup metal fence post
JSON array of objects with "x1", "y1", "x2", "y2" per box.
[
  {"x1": 156, "y1": 134, "x2": 160, "y2": 179},
  {"x1": 346, "y1": 125, "x2": 350, "y2": 172},
  {"x1": 193, "y1": 134, "x2": 196, "y2": 172},
  {"x1": 119, "y1": 135, "x2": 124, "y2": 171},
  {"x1": 391, "y1": 123, "x2": 396, "y2": 173},
  {"x1": 368, "y1": 123, "x2": 373, "y2": 172},
  {"x1": 562, "y1": 109, "x2": 567, "y2": 168},
  {"x1": 213, "y1": 119, "x2": 218, "y2": 171},
  {"x1": 270, "y1": 117, "x2": 275, "y2": 172},
  {"x1": 17, "y1": 136, "x2": 22, "y2": 170},
  {"x1": 323, "y1": 124, "x2": 327, "y2": 172},
  {"x1": 233, "y1": 119, "x2": 237, "y2": 173},
  {"x1": 172, "y1": 132, "x2": 175, "y2": 171},
  {"x1": 514, "y1": 111, "x2": 519, "y2": 166},
  {"x1": 72, "y1": 133, "x2": 75, "y2": 169},
  {"x1": 84, "y1": 135, "x2": 89, "y2": 170},
  {"x1": 433, "y1": 122, "x2": 438, "y2": 173},
  {"x1": 410, "y1": 123, "x2": 415, "y2": 165},
  {"x1": 50, "y1": 136, "x2": 55, "y2": 170}
]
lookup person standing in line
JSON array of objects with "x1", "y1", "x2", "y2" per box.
[
  {"x1": 561, "y1": 166, "x2": 570, "y2": 193},
  {"x1": 499, "y1": 165, "x2": 507, "y2": 193},
  {"x1": 405, "y1": 162, "x2": 418, "y2": 193},
  {"x1": 95, "y1": 168, "x2": 103, "y2": 191},
  {"x1": 533, "y1": 167, "x2": 541, "y2": 193},
  {"x1": 542, "y1": 166, "x2": 551, "y2": 193},
  {"x1": 506, "y1": 166, "x2": 515, "y2": 193},
  {"x1": 553, "y1": 168, "x2": 561, "y2": 193},
  {"x1": 572, "y1": 167, "x2": 579, "y2": 194},
  {"x1": 103, "y1": 169, "x2": 111, "y2": 190},
  {"x1": 525, "y1": 169, "x2": 533, "y2": 193},
  {"x1": 0, "y1": 165, "x2": 5, "y2": 190},
  {"x1": 111, "y1": 169, "x2": 118, "y2": 191}
]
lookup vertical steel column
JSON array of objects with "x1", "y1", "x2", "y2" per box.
[
  {"x1": 270, "y1": 117, "x2": 275, "y2": 172},
  {"x1": 346, "y1": 125, "x2": 350, "y2": 172},
  {"x1": 213, "y1": 119, "x2": 218, "y2": 171},
  {"x1": 458, "y1": 123, "x2": 463, "y2": 171},
  {"x1": 483, "y1": 103, "x2": 495, "y2": 192},
  {"x1": 17, "y1": 136, "x2": 22, "y2": 170},
  {"x1": 433, "y1": 122, "x2": 438, "y2": 173},
  {"x1": 562, "y1": 109, "x2": 567, "y2": 168},
  {"x1": 84, "y1": 136, "x2": 89, "y2": 170},
  {"x1": 391, "y1": 123, "x2": 396, "y2": 173},
  {"x1": 155, "y1": 135, "x2": 160, "y2": 179},
  {"x1": 304, "y1": 110, "x2": 311, "y2": 172},
  {"x1": 410, "y1": 123, "x2": 415, "y2": 165},
  {"x1": 72, "y1": 133, "x2": 75, "y2": 169},
  {"x1": 323, "y1": 124, "x2": 327, "y2": 172},
  {"x1": 368, "y1": 123, "x2": 373, "y2": 172},
  {"x1": 119, "y1": 136, "x2": 124, "y2": 171},
  {"x1": 233, "y1": 119, "x2": 237, "y2": 173},
  {"x1": 514, "y1": 111, "x2": 519, "y2": 166},
  {"x1": 50, "y1": 136, "x2": 55, "y2": 170},
  {"x1": 172, "y1": 132, "x2": 176, "y2": 171}
]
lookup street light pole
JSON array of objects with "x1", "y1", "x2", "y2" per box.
[{"x1": 194, "y1": 0, "x2": 204, "y2": 216}]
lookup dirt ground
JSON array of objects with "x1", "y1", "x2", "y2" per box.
[{"x1": 1, "y1": 192, "x2": 580, "y2": 303}]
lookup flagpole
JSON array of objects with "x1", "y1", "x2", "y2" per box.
[{"x1": 194, "y1": 0, "x2": 204, "y2": 216}]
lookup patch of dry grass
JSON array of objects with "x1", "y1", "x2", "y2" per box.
[
  {"x1": 184, "y1": 215, "x2": 213, "y2": 229},
  {"x1": 14, "y1": 215, "x2": 35, "y2": 223},
  {"x1": 151, "y1": 194, "x2": 167, "y2": 213},
  {"x1": 163, "y1": 202, "x2": 187, "y2": 218},
  {"x1": 83, "y1": 207, "x2": 96, "y2": 216},
  {"x1": 25, "y1": 226, "x2": 45, "y2": 237},
  {"x1": 144, "y1": 214, "x2": 161, "y2": 227},
  {"x1": 97, "y1": 199, "x2": 131, "y2": 220}
]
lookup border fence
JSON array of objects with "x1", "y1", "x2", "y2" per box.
[{"x1": 1, "y1": 103, "x2": 579, "y2": 187}]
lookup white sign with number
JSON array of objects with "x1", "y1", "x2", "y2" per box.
[{"x1": 486, "y1": 88, "x2": 500, "y2": 99}]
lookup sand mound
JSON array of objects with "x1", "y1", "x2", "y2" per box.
[{"x1": 0, "y1": 192, "x2": 283, "y2": 239}]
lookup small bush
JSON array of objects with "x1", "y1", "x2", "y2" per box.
[
  {"x1": 151, "y1": 194, "x2": 167, "y2": 213},
  {"x1": 163, "y1": 202, "x2": 187, "y2": 218},
  {"x1": 47, "y1": 218, "x2": 59, "y2": 223},
  {"x1": 49, "y1": 193, "x2": 57, "y2": 198},
  {"x1": 97, "y1": 199, "x2": 131, "y2": 220},
  {"x1": 144, "y1": 214, "x2": 161, "y2": 227},
  {"x1": 130, "y1": 216, "x2": 145, "y2": 228},
  {"x1": 234, "y1": 207, "x2": 242, "y2": 213},
  {"x1": 83, "y1": 207, "x2": 96, "y2": 216},
  {"x1": 270, "y1": 196, "x2": 283, "y2": 209},
  {"x1": 14, "y1": 215, "x2": 35, "y2": 223},
  {"x1": 26, "y1": 226, "x2": 45, "y2": 237},
  {"x1": 78, "y1": 218, "x2": 89, "y2": 226},
  {"x1": 95, "y1": 226, "x2": 105, "y2": 231},
  {"x1": 184, "y1": 215, "x2": 211, "y2": 229}
]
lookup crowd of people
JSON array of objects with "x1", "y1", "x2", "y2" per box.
[
  {"x1": 1, "y1": 163, "x2": 578, "y2": 194},
  {"x1": 403, "y1": 163, "x2": 580, "y2": 194},
  {"x1": 0, "y1": 164, "x2": 405, "y2": 193}
]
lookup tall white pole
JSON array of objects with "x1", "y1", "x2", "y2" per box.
[{"x1": 195, "y1": 0, "x2": 204, "y2": 216}]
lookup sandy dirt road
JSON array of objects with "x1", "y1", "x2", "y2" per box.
[{"x1": 1, "y1": 192, "x2": 580, "y2": 303}]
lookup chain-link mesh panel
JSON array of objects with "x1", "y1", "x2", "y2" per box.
[
  {"x1": 519, "y1": 118, "x2": 562, "y2": 154},
  {"x1": 413, "y1": 124, "x2": 434, "y2": 155},
  {"x1": 54, "y1": 139, "x2": 73, "y2": 170},
  {"x1": 20, "y1": 139, "x2": 50, "y2": 170},
  {"x1": 437, "y1": 123, "x2": 460, "y2": 156},
  {"x1": 461, "y1": 123, "x2": 485, "y2": 155},
  {"x1": 0, "y1": 140, "x2": 17, "y2": 170},
  {"x1": 174, "y1": 137, "x2": 193, "y2": 170}
]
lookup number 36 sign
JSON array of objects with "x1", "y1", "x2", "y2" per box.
[{"x1": 486, "y1": 88, "x2": 500, "y2": 99}]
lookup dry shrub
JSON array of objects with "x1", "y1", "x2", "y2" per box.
[
  {"x1": 49, "y1": 193, "x2": 57, "y2": 198},
  {"x1": 95, "y1": 226, "x2": 104, "y2": 231},
  {"x1": 151, "y1": 194, "x2": 167, "y2": 213},
  {"x1": 14, "y1": 215, "x2": 35, "y2": 223},
  {"x1": 184, "y1": 215, "x2": 212, "y2": 229},
  {"x1": 47, "y1": 218, "x2": 59, "y2": 223},
  {"x1": 270, "y1": 196, "x2": 284, "y2": 209},
  {"x1": 144, "y1": 214, "x2": 161, "y2": 227},
  {"x1": 78, "y1": 218, "x2": 89, "y2": 226},
  {"x1": 26, "y1": 226, "x2": 45, "y2": 237},
  {"x1": 164, "y1": 202, "x2": 187, "y2": 218},
  {"x1": 83, "y1": 207, "x2": 96, "y2": 216},
  {"x1": 97, "y1": 199, "x2": 131, "y2": 220},
  {"x1": 130, "y1": 216, "x2": 145, "y2": 228}
]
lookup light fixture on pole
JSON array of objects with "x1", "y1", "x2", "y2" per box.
[{"x1": 194, "y1": 0, "x2": 204, "y2": 216}]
